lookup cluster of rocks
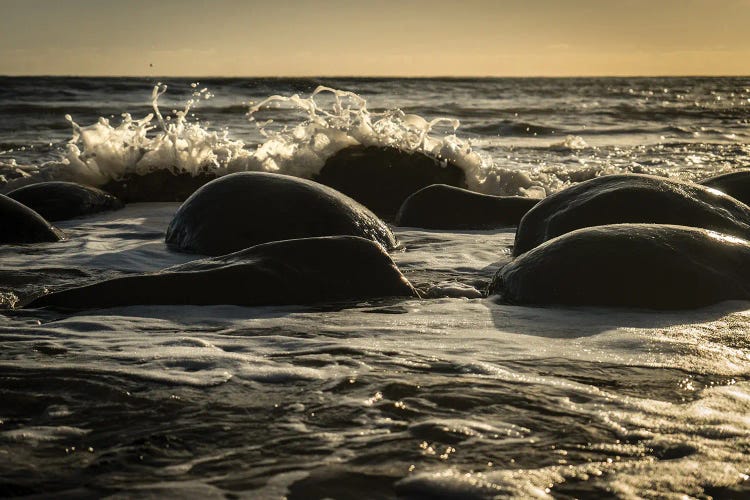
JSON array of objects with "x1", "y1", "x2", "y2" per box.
[
  {"x1": 490, "y1": 172, "x2": 750, "y2": 308},
  {"x1": 4, "y1": 145, "x2": 750, "y2": 310}
]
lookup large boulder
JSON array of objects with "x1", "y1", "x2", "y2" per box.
[
  {"x1": 7, "y1": 181, "x2": 123, "y2": 221},
  {"x1": 395, "y1": 184, "x2": 539, "y2": 229},
  {"x1": 313, "y1": 146, "x2": 468, "y2": 220},
  {"x1": 700, "y1": 169, "x2": 750, "y2": 206},
  {"x1": 27, "y1": 236, "x2": 417, "y2": 309},
  {"x1": 101, "y1": 171, "x2": 218, "y2": 203},
  {"x1": 166, "y1": 172, "x2": 397, "y2": 256},
  {"x1": 492, "y1": 224, "x2": 750, "y2": 309},
  {"x1": 513, "y1": 174, "x2": 750, "y2": 256},
  {"x1": 0, "y1": 194, "x2": 65, "y2": 245}
]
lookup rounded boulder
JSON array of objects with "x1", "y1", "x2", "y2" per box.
[
  {"x1": 0, "y1": 194, "x2": 65, "y2": 245},
  {"x1": 27, "y1": 236, "x2": 417, "y2": 309},
  {"x1": 700, "y1": 169, "x2": 750, "y2": 206},
  {"x1": 100, "y1": 171, "x2": 218, "y2": 203},
  {"x1": 513, "y1": 174, "x2": 750, "y2": 256},
  {"x1": 165, "y1": 172, "x2": 397, "y2": 256},
  {"x1": 313, "y1": 145, "x2": 468, "y2": 220},
  {"x1": 493, "y1": 224, "x2": 750, "y2": 309},
  {"x1": 395, "y1": 184, "x2": 539, "y2": 229},
  {"x1": 7, "y1": 181, "x2": 123, "y2": 221}
]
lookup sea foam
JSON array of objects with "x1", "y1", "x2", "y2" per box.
[
  {"x1": 2, "y1": 85, "x2": 555, "y2": 197},
  {"x1": 63, "y1": 85, "x2": 252, "y2": 185},
  {"x1": 1, "y1": 84, "x2": 730, "y2": 198}
]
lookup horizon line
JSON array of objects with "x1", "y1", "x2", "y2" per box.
[{"x1": 1, "y1": 74, "x2": 749, "y2": 79}]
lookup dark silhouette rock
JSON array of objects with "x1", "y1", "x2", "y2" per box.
[
  {"x1": 166, "y1": 172, "x2": 397, "y2": 256},
  {"x1": 700, "y1": 169, "x2": 750, "y2": 206},
  {"x1": 7, "y1": 181, "x2": 123, "y2": 221},
  {"x1": 493, "y1": 224, "x2": 750, "y2": 309},
  {"x1": 27, "y1": 236, "x2": 417, "y2": 309},
  {"x1": 395, "y1": 184, "x2": 539, "y2": 229},
  {"x1": 313, "y1": 145, "x2": 468, "y2": 220},
  {"x1": 0, "y1": 194, "x2": 65, "y2": 245},
  {"x1": 101, "y1": 170, "x2": 218, "y2": 203},
  {"x1": 513, "y1": 174, "x2": 750, "y2": 256}
]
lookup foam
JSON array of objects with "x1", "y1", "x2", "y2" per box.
[
  {"x1": 2, "y1": 83, "x2": 743, "y2": 201},
  {"x1": 1, "y1": 84, "x2": 558, "y2": 197},
  {"x1": 246, "y1": 86, "x2": 485, "y2": 180},
  {"x1": 63, "y1": 84, "x2": 252, "y2": 185},
  {"x1": 551, "y1": 134, "x2": 590, "y2": 150},
  {"x1": 0, "y1": 425, "x2": 89, "y2": 443},
  {"x1": 396, "y1": 381, "x2": 750, "y2": 498}
]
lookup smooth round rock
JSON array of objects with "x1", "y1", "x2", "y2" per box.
[
  {"x1": 313, "y1": 145, "x2": 467, "y2": 220},
  {"x1": 166, "y1": 172, "x2": 397, "y2": 256},
  {"x1": 101, "y1": 171, "x2": 218, "y2": 203},
  {"x1": 493, "y1": 224, "x2": 750, "y2": 309},
  {"x1": 513, "y1": 174, "x2": 750, "y2": 256},
  {"x1": 700, "y1": 169, "x2": 750, "y2": 206},
  {"x1": 7, "y1": 181, "x2": 123, "y2": 221},
  {"x1": 395, "y1": 184, "x2": 539, "y2": 229},
  {"x1": 0, "y1": 194, "x2": 65, "y2": 244},
  {"x1": 27, "y1": 236, "x2": 417, "y2": 309}
]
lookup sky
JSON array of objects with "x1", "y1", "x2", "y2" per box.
[{"x1": 1, "y1": 0, "x2": 749, "y2": 77}]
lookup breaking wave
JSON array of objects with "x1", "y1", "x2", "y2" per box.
[{"x1": 2, "y1": 82, "x2": 746, "y2": 198}]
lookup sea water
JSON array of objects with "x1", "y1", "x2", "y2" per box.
[{"x1": 1, "y1": 77, "x2": 749, "y2": 498}]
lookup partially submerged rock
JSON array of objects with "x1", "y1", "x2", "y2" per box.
[
  {"x1": 27, "y1": 236, "x2": 417, "y2": 309},
  {"x1": 101, "y1": 170, "x2": 218, "y2": 203},
  {"x1": 395, "y1": 184, "x2": 538, "y2": 229},
  {"x1": 493, "y1": 224, "x2": 750, "y2": 309},
  {"x1": 513, "y1": 174, "x2": 750, "y2": 256},
  {"x1": 7, "y1": 181, "x2": 123, "y2": 221},
  {"x1": 166, "y1": 171, "x2": 397, "y2": 256},
  {"x1": 700, "y1": 169, "x2": 750, "y2": 206},
  {"x1": 314, "y1": 146, "x2": 468, "y2": 220},
  {"x1": 0, "y1": 194, "x2": 65, "y2": 245}
]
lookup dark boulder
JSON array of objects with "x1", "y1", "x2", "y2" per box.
[
  {"x1": 313, "y1": 145, "x2": 467, "y2": 220},
  {"x1": 166, "y1": 172, "x2": 397, "y2": 256},
  {"x1": 27, "y1": 236, "x2": 417, "y2": 309},
  {"x1": 0, "y1": 194, "x2": 65, "y2": 245},
  {"x1": 700, "y1": 169, "x2": 750, "y2": 206},
  {"x1": 7, "y1": 181, "x2": 123, "y2": 221},
  {"x1": 493, "y1": 224, "x2": 750, "y2": 309},
  {"x1": 395, "y1": 184, "x2": 539, "y2": 229},
  {"x1": 101, "y1": 170, "x2": 218, "y2": 203},
  {"x1": 513, "y1": 174, "x2": 750, "y2": 256}
]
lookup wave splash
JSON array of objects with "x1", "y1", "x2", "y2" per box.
[
  {"x1": 29, "y1": 84, "x2": 561, "y2": 197},
  {"x1": 58, "y1": 85, "x2": 496, "y2": 189},
  {"x1": 64, "y1": 84, "x2": 250, "y2": 185},
  {"x1": 3, "y1": 84, "x2": 723, "y2": 198}
]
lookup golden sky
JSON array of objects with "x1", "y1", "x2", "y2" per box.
[{"x1": 2, "y1": 0, "x2": 749, "y2": 76}]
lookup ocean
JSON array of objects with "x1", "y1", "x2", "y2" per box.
[{"x1": 1, "y1": 76, "x2": 749, "y2": 498}]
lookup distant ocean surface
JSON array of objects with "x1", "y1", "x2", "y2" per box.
[{"x1": 1, "y1": 77, "x2": 750, "y2": 498}]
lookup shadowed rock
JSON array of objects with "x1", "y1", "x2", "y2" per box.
[
  {"x1": 101, "y1": 170, "x2": 218, "y2": 203},
  {"x1": 166, "y1": 172, "x2": 397, "y2": 256},
  {"x1": 313, "y1": 145, "x2": 468, "y2": 220},
  {"x1": 493, "y1": 224, "x2": 750, "y2": 309},
  {"x1": 27, "y1": 236, "x2": 417, "y2": 310},
  {"x1": 513, "y1": 174, "x2": 750, "y2": 256},
  {"x1": 0, "y1": 194, "x2": 65, "y2": 245},
  {"x1": 700, "y1": 169, "x2": 750, "y2": 206},
  {"x1": 7, "y1": 181, "x2": 123, "y2": 221},
  {"x1": 395, "y1": 184, "x2": 539, "y2": 229}
]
